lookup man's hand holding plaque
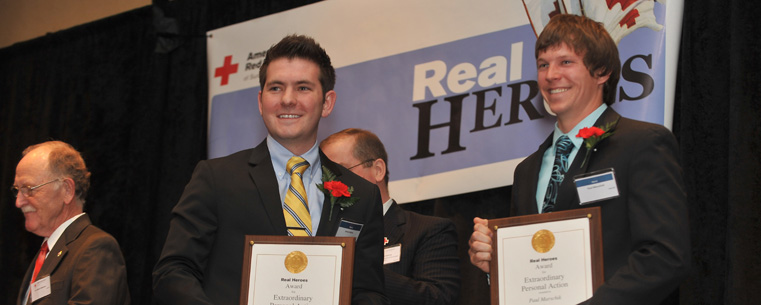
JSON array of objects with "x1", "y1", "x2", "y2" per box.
[{"x1": 476, "y1": 207, "x2": 603, "y2": 305}]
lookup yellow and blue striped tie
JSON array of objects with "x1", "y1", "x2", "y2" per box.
[{"x1": 284, "y1": 157, "x2": 312, "y2": 236}]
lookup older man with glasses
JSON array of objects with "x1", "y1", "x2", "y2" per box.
[
  {"x1": 12, "y1": 140, "x2": 130, "y2": 305},
  {"x1": 321, "y1": 128, "x2": 461, "y2": 305}
]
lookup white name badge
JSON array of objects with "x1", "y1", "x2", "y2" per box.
[
  {"x1": 31, "y1": 276, "x2": 52, "y2": 302},
  {"x1": 574, "y1": 168, "x2": 620, "y2": 205},
  {"x1": 384, "y1": 244, "x2": 401, "y2": 265},
  {"x1": 335, "y1": 219, "x2": 363, "y2": 239}
]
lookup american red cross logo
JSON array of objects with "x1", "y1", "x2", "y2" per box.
[
  {"x1": 214, "y1": 55, "x2": 238, "y2": 86},
  {"x1": 607, "y1": 0, "x2": 638, "y2": 10},
  {"x1": 607, "y1": 0, "x2": 641, "y2": 28},
  {"x1": 619, "y1": 9, "x2": 640, "y2": 28}
]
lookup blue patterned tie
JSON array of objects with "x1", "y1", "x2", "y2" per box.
[{"x1": 542, "y1": 135, "x2": 574, "y2": 213}]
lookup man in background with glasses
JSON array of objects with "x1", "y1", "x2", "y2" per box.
[
  {"x1": 13, "y1": 140, "x2": 130, "y2": 305},
  {"x1": 321, "y1": 128, "x2": 461, "y2": 305}
]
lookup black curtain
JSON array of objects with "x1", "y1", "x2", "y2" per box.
[
  {"x1": 0, "y1": 1, "x2": 758, "y2": 304},
  {"x1": 672, "y1": 2, "x2": 761, "y2": 304}
]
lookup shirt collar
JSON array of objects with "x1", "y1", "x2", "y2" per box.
[
  {"x1": 267, "y1": 135, "x2": 321, "y2": 179},
  {"x1": 382, "y1": 198, "x2": 394, "y2": 216},
  {"x1": 553, "y1": 104, "x2": 608, "y2": 149},
  {"x1": 45, "y1": 212, "x2": 86, "y2": 253}
]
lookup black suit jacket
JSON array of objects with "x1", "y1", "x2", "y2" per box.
[
  {"x1": 511, "y1": 108, "x2": 690, "y2": 305},
  {"x1": 383, "y1": 201, "x2": 460, "y2": 305},
  {"x1": 16, "y1": 214, "x2": 130, "y2": 305},
  {"x1": 153, "y1": 140, "x2": 388, "y2": 305}
]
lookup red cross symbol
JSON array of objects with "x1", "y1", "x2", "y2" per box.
[
  {"x1": 607, "y1": 0, "x2": 638, "y2": 10},
  {"x1": 214, "y1": 55, "x2": 239, "y2": 86},
  {"x1": 606, "y1": 0, "x2": 641, "y2": 28}
]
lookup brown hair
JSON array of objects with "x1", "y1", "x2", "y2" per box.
[
  {"x1": 259, "y1": 34, "x2": 336, "y2": 93},
  {"x1": 535, "y1": 14, "x2": 620, "y2": 105},
  {"x1": 23, "y1": 141, "x2": 91, "y2": 203}
]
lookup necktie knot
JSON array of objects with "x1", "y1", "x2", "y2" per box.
[
  {"x1": 40, "y1": 241, "x2": 49, "y2": 255},
  {"x1": 31, "y1": 241, "x2": 49, "y2": 283},
  {"x1": 287, "y1": 156, "x2": 309, "y2": 176},
  {"x1": 555, "y1": 135, "x2": 573, "y2": 156},
  {"x1": 554, "y1": 135, "x2": 574, "y2": 172}
]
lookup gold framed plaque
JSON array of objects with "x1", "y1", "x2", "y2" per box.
[
  {"x1": 240, "y1": 235, "x2": 355, "y2": 305},
  {"x1": 489, "y1": 207, "x2": 603, "y2": 305}
]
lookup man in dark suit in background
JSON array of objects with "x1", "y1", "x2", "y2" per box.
[
  {"x1": 153, "y1": 35, "x2": 388, "y2": 305},
  {"x1": 321, "y1": 128, "x2": 461, "y2": 305},
  {"x1": 468, "y1": 15, "x2": 690, "y2": 304},
  {"x1": 13, "y1": 141, "x2": 130, "y2": 305}
]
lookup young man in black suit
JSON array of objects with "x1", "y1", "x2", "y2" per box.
[
  {"x1": 153, "y1": 35, "x2": 388, "y2": 305},
  {"x1": 468, "y1": 14, "x2": 690, "y2": 304},
  {"x1": 322, "y1": 128, "x2": 461, "y2": 305}
]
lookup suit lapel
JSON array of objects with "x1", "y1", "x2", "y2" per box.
[
  {"x1": 17, "y1": 260, "x2": 34, "y2": 305},
  {"x1": 524, "y1": 135, "x2": 554, "y2": 215},
  {"x1": 577, "y1": 108, "x2": 621, "y2": 174},
  {"x1": 555, "y1": 108, "x2": 621, "y2": 211},
  {"x1": 248, "y1": 140, "x2": 288, "y2": 235},
  {"x1": 316, "y1": 151, "x2": 344, "y2": 236},
  {"x1": 36, "y1": 215, "x2": 91, "y2": 280},
  {"x1": 384, "y1": 201, "x2": 406, "y2": 245}
]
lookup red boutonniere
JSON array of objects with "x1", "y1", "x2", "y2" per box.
[
  {"x1": 317, "y1": 166, "x2": 359, "y2": 221},
  {"x1": 575, "y1": 119, "x2": 617, "y2": 168}
]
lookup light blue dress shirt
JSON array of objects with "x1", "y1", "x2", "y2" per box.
[
  {"x1": 267, "y1": 135, "x2": 324, "y2": 234},
  {"x1": 535, "y1": 104, "x2": 608, "y2": 213}
]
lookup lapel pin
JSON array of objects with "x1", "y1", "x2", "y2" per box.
[{"x1": 57, "y1": 251, "x2": 62, "y2": 257}]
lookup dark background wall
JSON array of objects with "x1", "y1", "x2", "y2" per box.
[{"x1": 1, "y1": 1, "x2": 759, "y2": 304}]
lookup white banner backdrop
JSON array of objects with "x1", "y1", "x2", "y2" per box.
[{"x1": 207, "y1": 0, "x2": 683, "y2": 203}]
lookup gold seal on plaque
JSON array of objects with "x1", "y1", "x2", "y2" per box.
[
  {"x1": 531, "y1": 229, "x2": 555, "y2": 253},
  {"x1": 284, "y1": 251, "x2": 308, "y2": 274}
]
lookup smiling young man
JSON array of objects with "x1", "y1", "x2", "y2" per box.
[
  {"x1": 537, "y1": 45, "x2": 610, "y2": 133},
  {"x1": 258, "y1": 51, "x2": 336, "y2": 155},
  {"x1": 468, "y1": 15, "x2": 690, "y2": 304},
  {"x1": 153, "y1": 35, "x2": 388, "y2": 305}
]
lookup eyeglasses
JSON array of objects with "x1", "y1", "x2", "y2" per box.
[
  {"x1": 347, "y1": 159, "x2": 376, "y2": 170},
  {"x1": 10, "y1": 178, "x2": 62, "y2": 198}
]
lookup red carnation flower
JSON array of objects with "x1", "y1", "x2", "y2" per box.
[
  {"x1": 577, "y1": 126, "x2": 605, "y2": 139},
  {"x1": 317, "y1": 166, "x2": 360, "y2": 221},
  {"x1": 324, "y1": 181, "x2": 351, "y2": 197},
  {"x1": 574, "y1": 119, "x2": 618, "y2": 168}
]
